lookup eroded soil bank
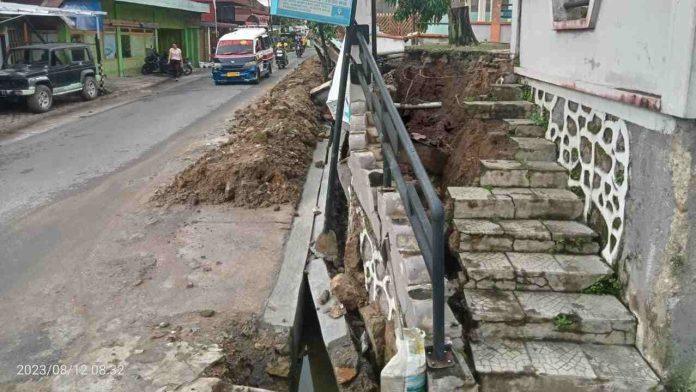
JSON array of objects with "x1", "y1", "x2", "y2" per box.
[{"x1": 388, "y1": 47, "x2": 517, "y2": 189}]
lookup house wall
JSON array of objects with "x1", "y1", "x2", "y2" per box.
[
  {"x1": 527, "y1": 76, "x2": 696, "y2": 388},
  {"x1": 517, "y1": 0, "x2": 696, "y2": 119}
]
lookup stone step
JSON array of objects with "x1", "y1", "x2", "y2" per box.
[
  {"x1": 464, "y1": 289, "x2": 636, "y2": 345},
  {"x1": 480, "y1": 159, "x2": 569, "y2": 188},
  {"x1": 488, "y1": 84, "x2": 525, "y2": 101},
  {"x1": 472, "y1": 339, "x2": 661, "y2": 392},
  {"x1": 461, "y1": 101, "x2": 534, "y2": 120},
  {"x1": 457, "y1": 252, "x2": 612, "y2": 292},
  {"x1": 511, "y1": 137, "x2": 557, "y2": 162},
  {"x1": 503, "y1": 118, "x2": 547, "y2": 138},
  {"x1": 450, "y1": 219, "x2": 599, "y2": 254},
  {"x1": 448, "y1": 187, "x2": 584, "y2": 220}
]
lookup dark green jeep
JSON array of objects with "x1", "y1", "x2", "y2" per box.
[{"x1": 0, "y1": 43, "x2": 100, "y2": 113}]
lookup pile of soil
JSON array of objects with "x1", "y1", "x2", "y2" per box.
[
  {"x1": 390, "y1": 49, "x2": 516, "y2": 189},
  {"x1": 155, "y1": 58, "x2": 325, "y2": 208},
  {"x1": 205, "y1": 314, "x2": 292, "y2": 391}
]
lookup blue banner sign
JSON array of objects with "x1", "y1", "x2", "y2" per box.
[{"x1": 271, "y1": 0, "x2": 353, "y2": 26}]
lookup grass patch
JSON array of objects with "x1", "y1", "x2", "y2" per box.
[
  {"x1": 521, "y1": 85, "x2": 533, "y2": 103},
  {"x1": 553, "y1": 313, "x2": 576, "y2": 331},
  {"x1": 407, "y1": 43, "x2": 509, "y2": 56},
  {"x1": 529, "y1": 107, "x2": 549, "y2": 129},
  {"x1": 583, "y1": 275, "x2": 622, "y2": 296}
]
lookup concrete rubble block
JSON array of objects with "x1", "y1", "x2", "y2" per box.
[
  {"x1": 448, "y1": 187, "x2": 515, "y2": 219},
  {"x1": 348, "y1": 151, "x2": 377, "y2": 171},
  {"x1": 229, "y1": 385, "x2": 275, "y2": 392},
  {"x1": 378, "y1": 190, "x2": 406, "y2": 219},
  {"x1": 400, "y1": 254, "x2": 432, "y2": 286},
  {"x1": 514, "y1": 291, "x2": 636, "y2": 345},
  {"x1": 458, "y1": 252, "x2": 515, "y2": 290},
  {"x1": 511, "y1": 136, "x2": 558, "y2": 162},
  {"x1": 351, "y1": 114, "x2": 367, "y2": 134},
  {"x1": 348, "y1": 131, "x2": 368, "y2": 152},
  {"x1": 351, "y1": 101, "x2": 367, "y2": 116},
  {"x1": 391, "y1": 223, "x2": 421, "y2": 254},
  {"x1": 331, "y1": 273, "x2": 369, "y2": 311},
  {"x1": 366, "y1": 125, "x2": 380, "y2": 144},
  {"x1": 367, "y1": 144, "x2": 384, "y2": 162},
  {"x1": 359, "y1": 303, "x2": 386, "y2": 368}
]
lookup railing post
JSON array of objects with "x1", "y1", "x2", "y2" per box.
[{"x1": 322, "y1": 23, "x2": 355, "y2": 234}]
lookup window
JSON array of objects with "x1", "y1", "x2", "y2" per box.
[
  {"x1": 262, "y1": 36, "x2": 272, "y2": 50},
  {"x1": 70, "y1": 48, "x2": 92, "y2": 64},
  {"x1": 552, "y1": 0, "x2": 600, "y2": 30},
  {"x1": 120, "y1": 35, "x2": 132, "y2": 58},
  {"x1": 52, "y1": 49, "x2": 71, "y2": 66}
]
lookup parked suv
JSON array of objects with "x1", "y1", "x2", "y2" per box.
[{"x1": 0, "y1": 43, "x2": 99, "y2": 113}]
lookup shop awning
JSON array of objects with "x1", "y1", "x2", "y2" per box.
[
  {"x1": 115, "y1": 0, "x2": 209, "y2": 13},
  {"x1": 0, "y1": 2, "x2": 106, "y2": 18}
]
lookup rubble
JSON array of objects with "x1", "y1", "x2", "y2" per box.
[{"x1": 330, "y1": 273, "x2": 368, "y2": 311}]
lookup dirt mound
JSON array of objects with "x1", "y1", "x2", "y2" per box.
[{"x1": 154, "y1": 59, "x2": 325, "y2": 208}]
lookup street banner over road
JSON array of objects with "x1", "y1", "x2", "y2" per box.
[{"x1": 270, "y1": 0, "x2": 353, "y2": 26}]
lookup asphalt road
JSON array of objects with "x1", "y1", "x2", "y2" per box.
[{"x1": 0, "y1": 54, "x2": 309, "y2": 390}]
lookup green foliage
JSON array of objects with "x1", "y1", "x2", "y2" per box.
[
  {"x1": 520, "y1": 85, "x2": 533, "y2": 103},
  {"x1": 383, "y1": 0, "x2": 450, "y2": 32},
  {"x1": 529, "y1": 107, "x2": 549, "y2": 129},
  {"x1": 583, "y1": 275, "x2": 622, "y2": 296},
  {"x1": 553, "y1": 314, "x2": 575, "y2": 331},
  {"x1": 307, "y1": 21, "x2": 338, "y2": 40},
  {"x1": 667, "y1": 371, "x2": 696, "y2": 392}
]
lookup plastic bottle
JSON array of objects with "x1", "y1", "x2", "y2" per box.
[{"x1": 380, "y1": 328, "x2": 427, "y2": 392}]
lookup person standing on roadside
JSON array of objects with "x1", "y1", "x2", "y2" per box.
[{"x1": 168, "y1": 43, "x2": 183, "y2": 81}]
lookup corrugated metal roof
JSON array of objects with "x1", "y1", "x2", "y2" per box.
[
  {"x1": 116, "y1": 0, "x2": 209, "y2": 13},
  {"x1": 0, "y1": 1, "x2": 106, "y2": 16}
]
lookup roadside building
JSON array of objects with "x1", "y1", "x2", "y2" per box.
[
  {"x1": 193, "y1": 0, "x2": 269, "y2": 62},
  {"x1": 1, "y1": 0, "x2": 208, "y2": 77},
  {"x1": 512, "y1": 0, "x2": 696, "y2": 384}
]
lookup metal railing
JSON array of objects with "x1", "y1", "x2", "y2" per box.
[{"x1": 350, "y1": 30, "x2": 452, "y2": 368}]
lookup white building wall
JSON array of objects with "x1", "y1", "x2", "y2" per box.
[{"x1": 517, "y1": 0, "x2": 696, "y2": 120}]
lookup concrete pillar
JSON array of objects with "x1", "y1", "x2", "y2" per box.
[
  {"x1": 490, "y1": 0, "x2": 502, "y2": 42},
  {"x1": 115, "y1": 26, "x2": 124, "y2": 77},
  {"x1": 477, "y1": 0, "x2": 486, "y2": 22}
]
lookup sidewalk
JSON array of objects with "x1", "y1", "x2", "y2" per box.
[{"x1": 0, "y1": 69, "x2": 207, "y2": 137}]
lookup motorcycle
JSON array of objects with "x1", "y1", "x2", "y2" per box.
[
  {"x1": 275, "y1": 47, "x2": 288, "y2": 69},
  {"x1": 295, "y1": 42, "x2": 304, "y2": 58},
  {"x1": 141, "y1": 48, "x2": 193, "y2": 76}
]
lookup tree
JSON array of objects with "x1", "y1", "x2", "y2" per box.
[
  {"x1": 449, "y1": 3, "x2": 478, "y2": 46},
  {"x1": 383, "y1": 0, "x2": 451, "y2": 32},
  {"x1": 384, "y1": 0, "x2": 478, "y2": 46}
]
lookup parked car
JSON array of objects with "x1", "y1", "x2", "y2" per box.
[{"x1": 0, "y1": 43, "x2": 100, "y2": 113}]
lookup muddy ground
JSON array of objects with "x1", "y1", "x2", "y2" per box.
[
  {"x1": 155, "y1": 58, "x2": 326, "y2": 208},
  {"x1": 389, "y1": 48, "x2": 516, "y2": 189}
]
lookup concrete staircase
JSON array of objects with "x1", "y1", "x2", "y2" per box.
[{"x1": 449, "y1": 90, "x2": 662, "y2": 391}]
